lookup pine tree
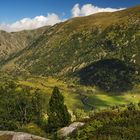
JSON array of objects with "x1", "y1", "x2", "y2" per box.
[{"x1": 47, "y1": 87, "x2": 71, "y2": 131}]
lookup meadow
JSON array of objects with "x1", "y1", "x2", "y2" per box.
[{"x1": 18, "y1": 76, "x2": 140, "y2": 113}]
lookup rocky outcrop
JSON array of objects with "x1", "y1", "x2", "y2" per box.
[
  {"x1": 0, "y1": 131, "x2": 49, "y2": 140},
  {"x1": 57, "y1": 122, "x2": 85, "y2": 138}
]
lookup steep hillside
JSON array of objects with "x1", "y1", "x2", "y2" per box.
[
  {"x1": 0, "y1": 26, "x2": 49, "y2": 64},
  {"x1": 1, "y1": 6, "x2": 140, "y2": 80}
]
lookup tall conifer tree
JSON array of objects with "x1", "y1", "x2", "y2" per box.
[{"x1": 47, "y1": 87, "x2": 71, "y2": 131}]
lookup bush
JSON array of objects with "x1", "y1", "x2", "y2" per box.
[
  {"x1": 70, "y1": 104, "x2": 140, "y2": 140},
  {"x1": 73, "y1": 109, "x2": 87, "y2": 120},
  {"x1": 17, "y1": 123, "x2": 46, "y2": 137}
]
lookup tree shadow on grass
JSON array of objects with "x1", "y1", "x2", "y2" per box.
[
  {"x1": 79, "y1": 94, "x2": 109, "y2": 111},
  {"x1": 87, "y1": 95, "x2": 109, "y2": 108}
]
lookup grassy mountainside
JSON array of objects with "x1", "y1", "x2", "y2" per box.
[
  {"x1": 0, "y1": 4, "x2": 139, "y2": 122},
  {"x1": 0, "y1": 5, "x2": 139, "y2": 139},
  {"x1": 1, "y1": 6, "x2": 139, "y2": 79}
]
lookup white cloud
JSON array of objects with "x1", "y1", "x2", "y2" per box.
[
  {"x1": 0, "y1": 4, "x2": 125, "y2": 32},
  {"x1": 72, "y1": 4, "x2": 81, "y2": 17},
  {"x1": 0, "y1": 13, "x2": 62, "y2": 32},
  {"x1": 72, "y1": 4, "x2": 125, "y2": 17}
]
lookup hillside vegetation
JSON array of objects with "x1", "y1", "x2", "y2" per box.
[
  {"x1": 0, "y1": 26, "x2": 49, "y2": 64},
  {"x1": 69, "y1": 103, "x2": 140, "y2": 140},
  {"x1": 0, "y1": 6, "x2": 139, "y2": 80},
  {"x1": 0, "y1": 5, "x2": 139, "y2": 140}
]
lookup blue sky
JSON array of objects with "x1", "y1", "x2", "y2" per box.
[
  {"x1": 0, "y1": 0, "x2": 140, "y2": 32},
  {"x1": 0, "y1": 0, "x2": 140, "y2": 23}
]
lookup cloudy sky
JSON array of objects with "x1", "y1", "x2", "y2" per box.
[{"x1": 0, "y1": 0, "x2": 139, "y2": 32}]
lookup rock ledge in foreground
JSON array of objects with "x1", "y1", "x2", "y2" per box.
[{"x1": 0, "y1": 131, "x2": 49, "y2": 140}]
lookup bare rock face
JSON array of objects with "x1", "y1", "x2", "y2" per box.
[
  {"x1": 0, "y1": 131, "x2": 49, "y2": 140},
  {"x1": 57, "y1": 122, "x2": 85, "y2": 138}
]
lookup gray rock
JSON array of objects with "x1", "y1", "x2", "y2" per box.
[
  {"x1": 0, "y1": 131, "x2": 49, "y2": 140},
  {"x1": 57, "y1": 122, "x2": 85, "y2": 138}
]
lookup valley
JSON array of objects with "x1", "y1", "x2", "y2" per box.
[
  {"x1": 0, "y1": 5, "x2": 139, "y2": 140},
  {"x1": 18, "y1": 76, "x2": 140, "y2": 112}
]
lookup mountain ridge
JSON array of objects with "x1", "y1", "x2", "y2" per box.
[
  {"x1": 0, "y1": 5, "x2": 140, "y2": 79},
  {"x1": 0, "y1": 26, "x2": 50, "y2": 64}
]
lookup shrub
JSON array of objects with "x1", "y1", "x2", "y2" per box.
[{"x1": 18, "y1": 123, "x2": 46, "y2": 137}]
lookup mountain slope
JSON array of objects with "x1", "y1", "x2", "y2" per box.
[
  {"x1": 0, "y1": 26, "x2": 50, "y2": 64},
  {"x1": 1, "y1": 6, "x2": 140, "y2": 78}
]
